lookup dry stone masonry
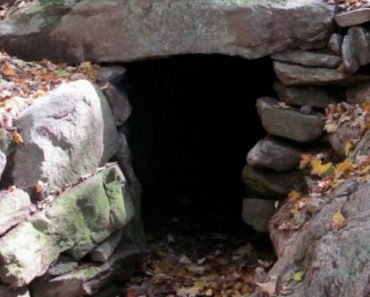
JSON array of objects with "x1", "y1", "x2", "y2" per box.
[{"x1": 1, "y1": 0, "x2": 370, "y2": 296}]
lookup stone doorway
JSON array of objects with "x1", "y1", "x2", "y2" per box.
[{"x1": 123, "y1": 54, "x2": 276, "y2": 234}]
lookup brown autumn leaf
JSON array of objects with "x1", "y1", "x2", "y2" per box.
[{"x1": 2, "y1": 63, "x2": 16, "y2": 77}]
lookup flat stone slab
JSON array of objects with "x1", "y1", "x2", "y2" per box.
[
  {"x1": 0, "y1": 0, "x2": 334, "y2": 63},
  {"x1": 335, "y1": 8, "x2": 370, "y2": 27},
  {"x1": 271, "y1": 50, "x2": 341, "y2": 68},
  {"x1": 274, "y1": 61, "x2": 370, "y2": 86},
  {"x1": 256, "y1": 97, "x2": 325, "y2": 143},
  {"x1": 90, "y1": 230, "x2": 123, "y2": 263},
  {"x1": 31, "y1": 244, "x2": 139, "y2": 297},
  {"x1": 0, "y1": 189, "x2": 31, "y2": 236},
  {"x1": 0, "y1": 164, "x2": 134, "y2": 287},
  {"x1": 273, "y1": 82, "x2": 340, "y2": 108},
  {"x1": 247, "y1": 136, "x2": 302, "y2": 171},
  {"x1": 242, "y1": 165, "x2": 301, "y2": 199},
  {"x1": 242, "y1": 198, "x2": 276, "y2": 232}
]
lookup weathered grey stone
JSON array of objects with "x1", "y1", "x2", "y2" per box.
[
  {"x1": 45, "y1": 256, "x2": 79, "y2": 278},
  {"x1": 350, "y1": 130, "x2": 370, "y2": 162},
  {"x1": 99, "y1": 65, "x2": 126, "y2": 83},
  {"x1": 90, "y1": 230, "x2": 123, "y2": 263},
  {"x1": 274, "y1": 61, "x2": 370, "y2": 86},
  {"x1": 328, "y1": 33, "x2": 343, "y2": 55},
  {"x1": 0, "y1": 150, "x2": 6, "y2": 179},
  {"x1": 31, "y1": 244, "x2": 139, "y2": 297},
  {"x1": 0, "y1": 285, "x2": 30, "y2": 297},
  {"x1": 247, "y1": 136, "x2": 302, "y2": 172},
  {"x1": 346, "y1": 81, "x2": 370, "y2": 104},
  {"x1": 256, "y1": 97, "x2": 325, "y2": 143},
  {"x1": 242, "y1": 165, "x2": 301, "y2": 199},
  {"x1": 329, "y1": 121, "x2": 363, "y2": 158},
  {"x1": 273, "y1": 82, "x2": 340, "y2": 108},
  {"x1": 342, "y1": 27, "x2": 370, "y2": 73},
  {"x1": 242, "y1": 198, "x2": 276, "y2": 232},
  {"x1": 271, "y1": 50, "x2": 341, "y2": 68},
  {"x1": 267, "y1": 179, "x2": 370, "y2": 297},
  {"x1": 0, "y1": 0, "x2": 334, "y2": 63},
  {"x1": 0, "y1": 189, "x2": 31, "y2": 235},
  {"x1": 103, "y1": 84, "x2": 132, "y2": 126},
  {"x1": 335, "y1": 8, "x2": 370, "y2": 27},
  {"x1": 12, "y1": 80, "x2": 118, "y2": 193},
  {"x1": 0, "y1": 164, "x2": 134, "y2": 287},
  {"x1": 115, "y1": 131, "x2": 142, "y2": 213},
  {"x1": 342, "y1": 26, "x2": 370, "y2": 74}
]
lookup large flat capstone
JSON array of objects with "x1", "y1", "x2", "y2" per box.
[
  {"x1": 0, "y1": 0, "x2": 334, "y2": 63},
  {"x1": 0, "y1": 164, "x2": 134, "y2": 287}
]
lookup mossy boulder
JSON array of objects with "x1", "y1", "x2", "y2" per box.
[{"x1": 0, "y1": 164, "x2": 134, "y2": 287}]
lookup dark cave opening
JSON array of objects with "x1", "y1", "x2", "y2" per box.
[{"x1": 124, "y1": 55, "x2": 276, "y2": 235}]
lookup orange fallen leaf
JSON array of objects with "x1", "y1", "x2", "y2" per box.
[
  {"x1": 2, "y1": 63, "x2": 16, "y2": 77},
  {"x1": 12, "y1": 131, "x2": 23, "y2": 145},
  {"x1": 299, "y1": 154, "x2": 312, "y2": 169},
  {"x1": 288, "y1": 190, "x2": 302, "y2": 202},
  {"x1": 335, "y1": 160, "x2": 355, "y2": 178},
  {"x1": 332, "y1": 210, "x2": 346, "y2": 231}
]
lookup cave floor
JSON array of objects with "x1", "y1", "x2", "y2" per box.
[{"x1": 122, "y1": 218, "x2": 275, "y2": 297}]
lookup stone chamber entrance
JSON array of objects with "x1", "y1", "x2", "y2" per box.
[{"x1": 124, "y1": 54, "x2": 276, "y2": 236}]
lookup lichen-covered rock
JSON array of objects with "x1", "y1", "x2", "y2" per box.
[
  {"x1": 266, "y1": 179, "x2": 370, "y2": 297},
  {"x1": 0, "y1": 189, "x2": 31, "y2": 235},
  {"x1": 274, "y1": 61, "x2": 370, "y2": 86},
  {"x1": 0, "y1": 0, "x2": 334, "y2": 63},
  {"x1": 11, "y1": 80, "x2": 118, "y2": 192},
  {"x1": 0, "y1": 164, "x2": 134, "y2": 287},
  {"x1": 271, "y1": 50, "x2": 341, "y2": 68},
  {"x1": 273, "y1": 82, "x2": 341, "y2": 108},
  {"x1": 247, "y1": 136, "x2": 302, "y2": 171},
  {"x1": 31, "y1": 244, "x2": 139, "y2": 297},
  {"x1": 256, "y1": 97, "x2": 325, "y2": 143},
  {"x1": 242, "y1": 165, "x2": 302, "y2": 199}
]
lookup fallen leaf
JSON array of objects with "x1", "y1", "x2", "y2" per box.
[
  {"x1": 335, "y1": 160, "x2": 355, "y2": 178},
  {"x1": 299, "y1": 154, "x2": 312, "y2": 169},
  {"x1": 310, "y1": 159, "x2": 334, "y2": 177},
  {"x1": 293, "y1": 271, "x2": 304, "y2": 281},
  {"x1": 332, "y1": 210, "x2": 346, "y2": 231},
  {"x1": 288, "y1": 190, "x2": 302, "y2": 202},
  {"x1": 344, "y1": 141, "x2": 353, "y2": 157},
  {"x1": 12, "y1": 131, "x2": 23, "y2": 145}
]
